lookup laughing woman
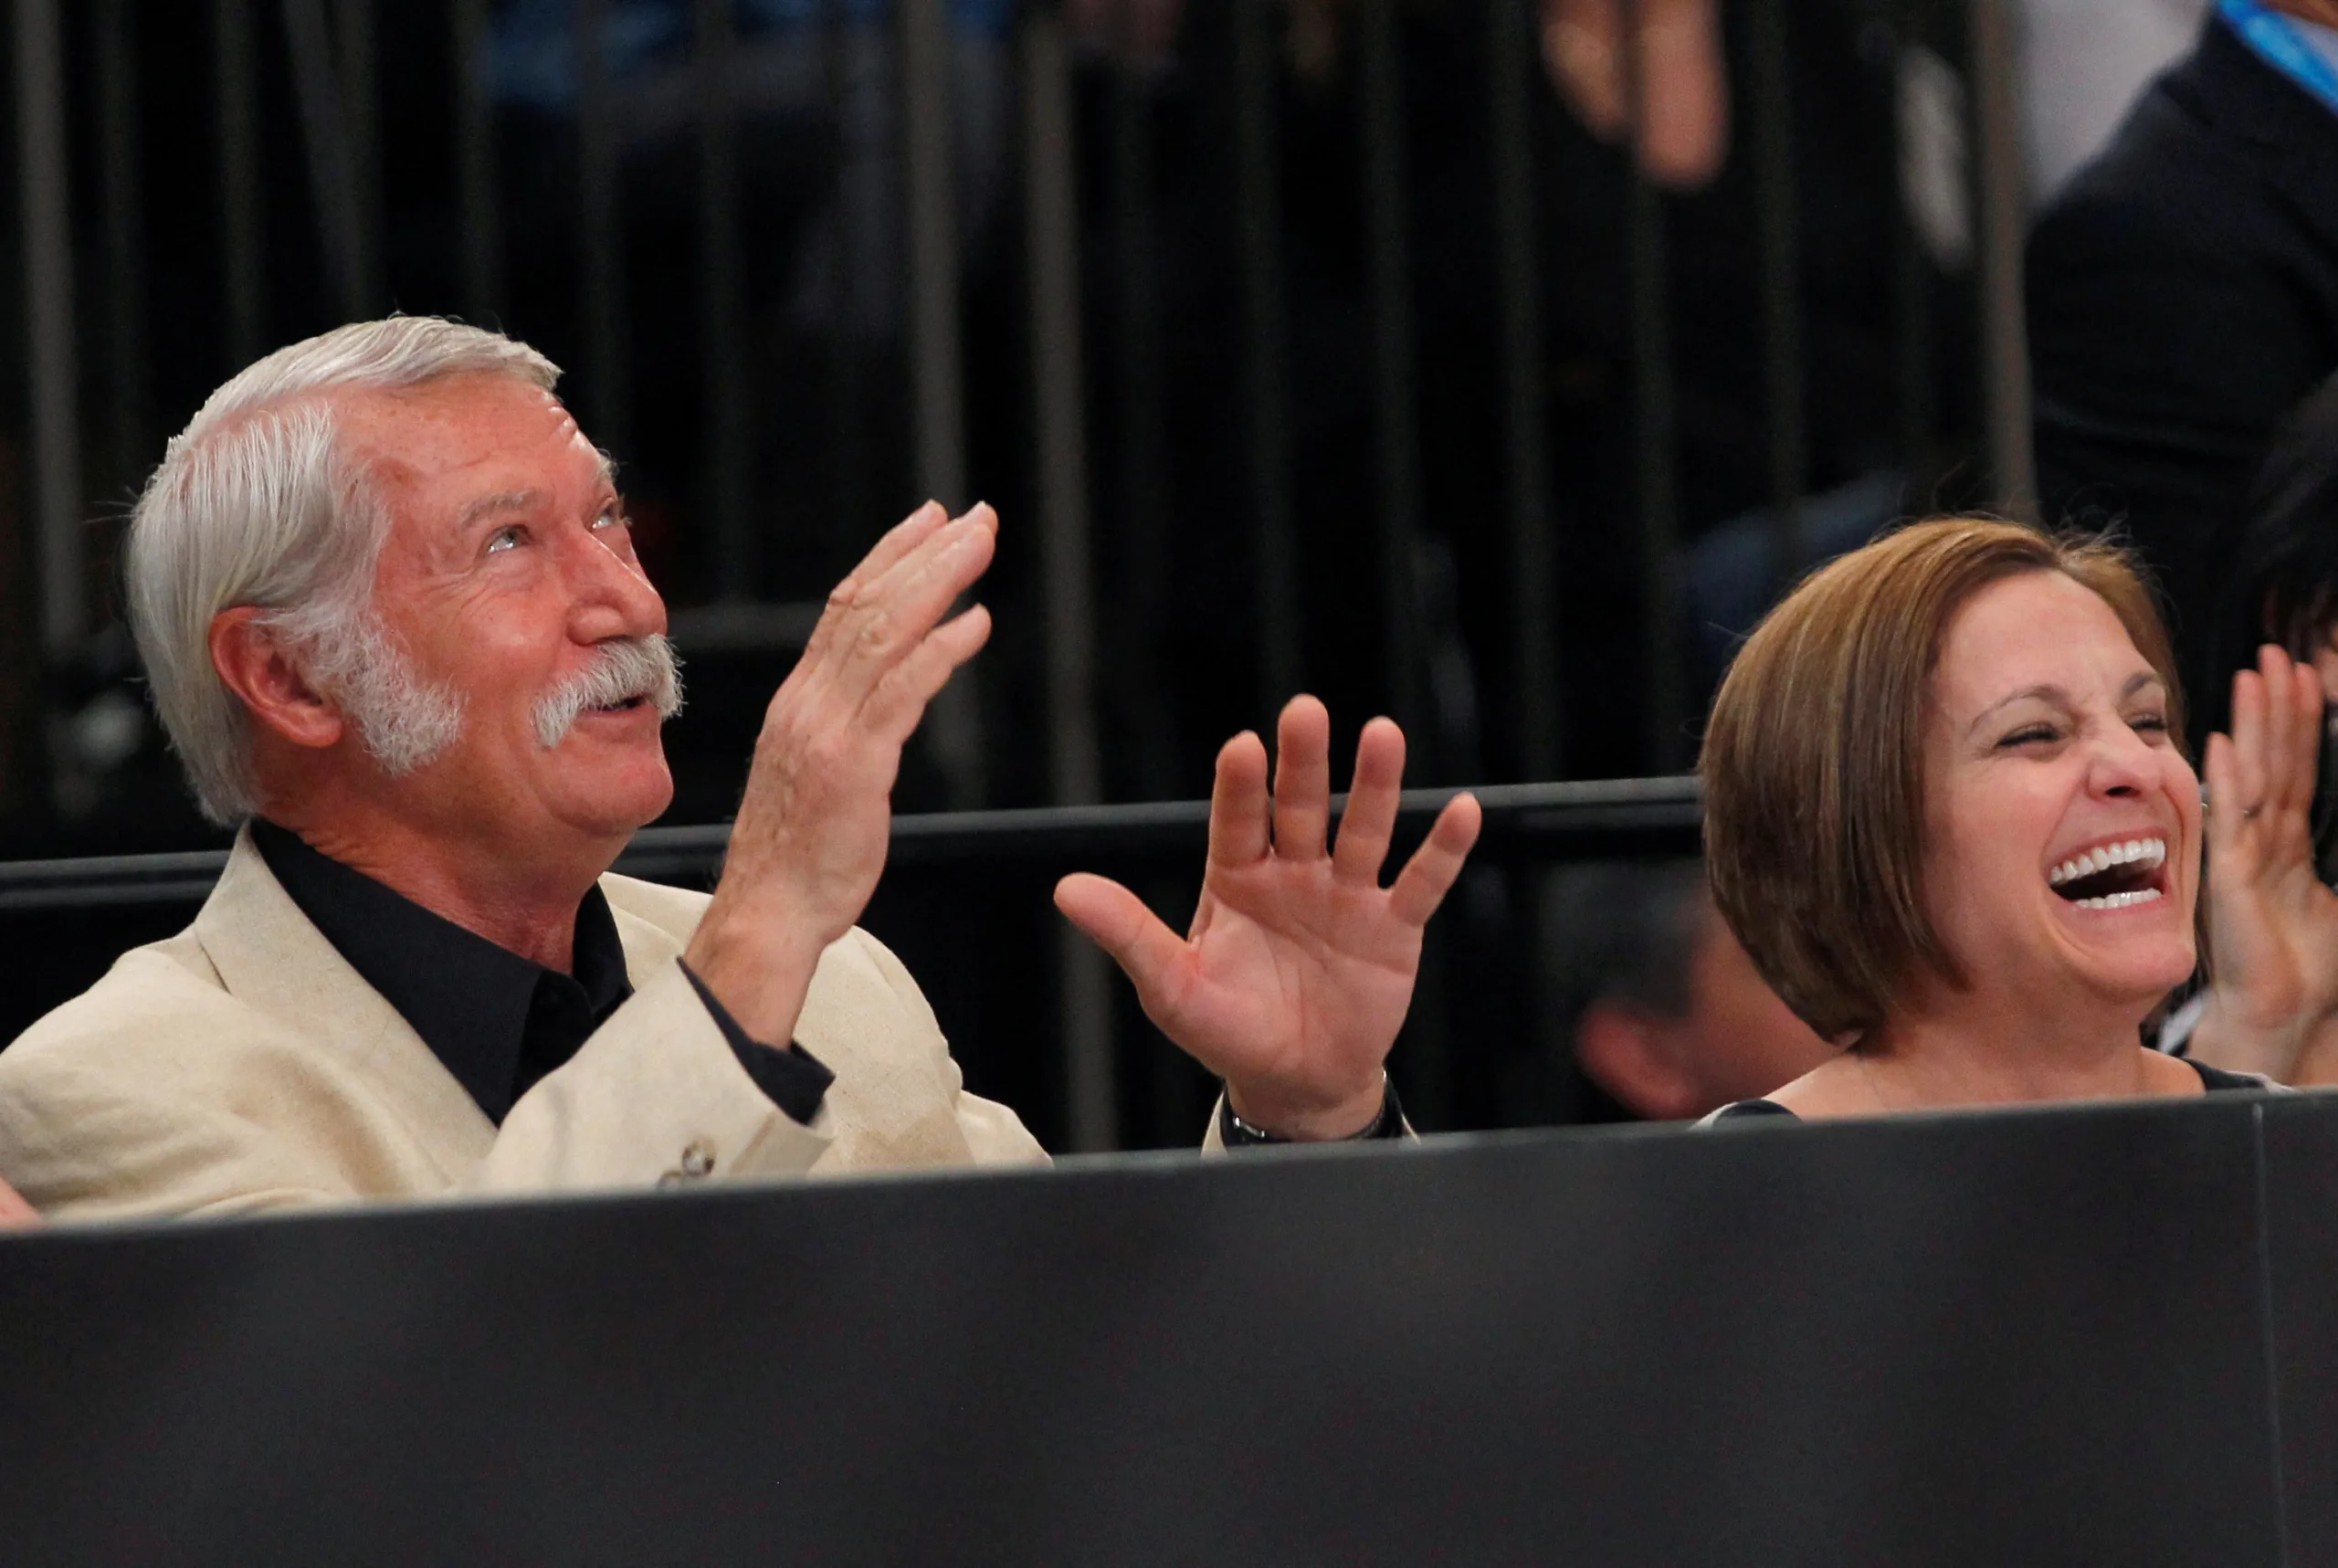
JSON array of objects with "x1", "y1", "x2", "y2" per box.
[{"x1": 1699, "y1": 518, "x2": 2285, "y2": 1122}]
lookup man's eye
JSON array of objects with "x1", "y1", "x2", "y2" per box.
[
  {"x1": 592, "y1": 506, "x2": 630, "y2": 531},
  {"x1": 485, "y1": 526, "x2": 522, "y2": 554}
]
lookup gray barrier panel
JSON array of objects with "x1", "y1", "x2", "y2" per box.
[{"x1": 0, "y1": 1095, "x2": 2311, "y2": 1565}]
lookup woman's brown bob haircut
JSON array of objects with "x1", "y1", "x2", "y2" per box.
[{"x1": 1701, "y1": 517, "x2": 2182, "y2": 1042}]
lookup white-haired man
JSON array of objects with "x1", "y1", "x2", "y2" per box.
[{"x1": 0, "y1": 319, "x2": 1480, "y2": 1218}]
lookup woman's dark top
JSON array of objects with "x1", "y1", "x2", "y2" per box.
[{"x1": 1702, "y1": 1058, "x2": 2278, "y2": 1123}]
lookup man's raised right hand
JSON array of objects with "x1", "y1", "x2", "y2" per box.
[{"x1": 683, "y1": 501, "x2": 996, "y2": 1047}]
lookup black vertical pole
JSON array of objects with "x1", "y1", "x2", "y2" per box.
[
  {"x1": 576, "y1": 0, "x2": 629, "y2": 454},
  {"x1": 213, "y1": 0, "x2": 265, "y2": 369},
  {"x1": 332, "y1": 0, "x2": 384, "y2": 311},
  {"x1": 695, "y1": 0, "x2": 752, "y2": 595},
  {"x1": 1969, "y1": 0, "x2": 2035, "y2": 518},
  {"x1": 1620, "y1": 0, "x2": 1684, "y2": 772},
  {"x1": 1023, "y1": 6, "x2": 1116, "y2": 1153},
  {"x1": 94, "y1": 0, "x2": 152, "y2": 490},
  {"x1": 1486, "y1": 0, "x2": 1559, "y2": 780},
  {"x1": 1747, "y1": 0, "x2": 1807, "y2": 592},
  {"x1": 15, "y1": 0, "x2": 82, "y2": 659},
  {"x1": 1232, "y1": 0, "x2": 1301, "y2": 715},
  {"x1": 1356, "y1": 0, "x2": 1427, "y2": 750},
  {"x1": 1108, "y1": 19, "x2": 1174, "y2": 800},
  {"x1": 451, "y1": 0, "x2": 503, "y2": 326}
]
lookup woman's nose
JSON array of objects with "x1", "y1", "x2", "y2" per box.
[{"x1": 2087, "y1": 722, "x2": 2156, "y2": 797}]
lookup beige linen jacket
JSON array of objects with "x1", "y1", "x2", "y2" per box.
[{"x1": 0, "y1": 831, "x2": 1048, "y2": 1221}]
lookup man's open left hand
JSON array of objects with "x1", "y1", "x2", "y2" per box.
[{"x1": 1055, "y1": 696, "x2": 1482, "y2": 1140}]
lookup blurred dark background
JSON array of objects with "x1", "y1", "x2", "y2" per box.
[{"x1": 0, "y1": 0, "x2": 2072, "y2": 1148}]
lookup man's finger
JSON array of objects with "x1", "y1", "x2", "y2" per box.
[
  {"x1": 842, "y1": 500, "x2": 955, "y2": 599},
  {"x1": 1208, "y1": 731, "x2": 1272, "y2": 868},
  {"x1": 1387, "y1": 793, "x2": 1484, "y2": 928},
  {"x1": 863, "y1": 605, "x2": 994, "y2": 742},
  {"x1": 1055, "y1": 873, "x2": 1192, "y2": 1010},
  {"x1": 825, "y1": 510, "x2": 998, "y2": 705},
  {"x1": 1270, "y1": 695, "x2": 1332, "y2": 862},
  {"x1": 799, "y1": 501, "x2": 949, "y2": 672},
  {"x1": 1332, "y1": 717, "x2": 1406, "y2": 885}
]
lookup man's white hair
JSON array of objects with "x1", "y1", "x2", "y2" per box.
[{"x1": 127, "y1": 317, "x2": 561, "y2": 824}]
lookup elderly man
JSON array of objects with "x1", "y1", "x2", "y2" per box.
[{"x1": 0, "y1": 319, "x2": 1480, "y2": 1219}]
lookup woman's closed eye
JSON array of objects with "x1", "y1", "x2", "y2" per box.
[{"x1": 1996, "y1": 722, "x2": 2059, "y2": 749}]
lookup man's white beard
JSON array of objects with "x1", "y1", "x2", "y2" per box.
[
  {"x1": 532, "y1": 634, "x2": 685, "y2": 748},
  {"x1": 332, "y1": 618, "x2": 466, "y2": 777}
]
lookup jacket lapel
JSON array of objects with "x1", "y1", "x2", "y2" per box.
[{"x1": 194, "y1": 829, "x2": 496, "y2": 1178}]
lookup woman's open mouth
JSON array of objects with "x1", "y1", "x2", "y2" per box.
[{"x1": 2046, "y1": 837, "x2": 2168, "y2": 910}]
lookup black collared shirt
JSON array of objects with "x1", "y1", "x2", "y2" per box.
[{"x1": 251, "y1": 819, "x2": 833, "y2": 1127}]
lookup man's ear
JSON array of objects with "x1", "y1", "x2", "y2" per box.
[
  {"x1": 1574, "y1": 1003, "x2": 1703, "y2": 1121},
  {"x1": 208, "y1": 607, "x2": 343, "y2": 752}
]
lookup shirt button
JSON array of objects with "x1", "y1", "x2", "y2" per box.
[{"x1": 679, "y1": 1138, "x2": 717, "y2": 1178}]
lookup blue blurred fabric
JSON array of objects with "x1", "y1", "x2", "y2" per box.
[{"x1": 491, "y1": 0, "x2": 1017, "y2": 110}]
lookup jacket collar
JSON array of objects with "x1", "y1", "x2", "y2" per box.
[{"x1": 2185, "y1": 12, "x2": 2338, "y2": 255}]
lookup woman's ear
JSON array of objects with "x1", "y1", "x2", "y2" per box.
[{"x1": 208, "y1": 607, "x2": 343, "y2": 752}]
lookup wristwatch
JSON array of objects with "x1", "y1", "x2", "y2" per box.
[{"x1": 1218, "y1": 1074, "x2": 1406, "y2": 1147}]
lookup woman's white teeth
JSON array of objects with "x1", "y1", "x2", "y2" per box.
[
  {"x1": 2047, "y1": 837, "x2": 2166, "y2": 888},
  {"x1": 2071, "y1": 888, "x2": 2164, "y2": 910}
]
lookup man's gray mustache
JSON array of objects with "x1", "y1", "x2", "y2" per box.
[{"x1": 534, "y1": 635, "x2": 685, "y2": 748}]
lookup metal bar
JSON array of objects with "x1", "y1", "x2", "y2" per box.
[
  {"x1": 1485, "y1": 0, "x2": 1559, "y2": 780},
  {"x1": 1356, "y1": 0, "x2": 1427, "y2": 747},
  {"x1": 451, "y1": 0, "x2": 503, "y2": 324},
  {"x1": 1024, "y1": 19, "x2": 1101, "y2": 814},
  {"x1": 1892, "y1": 1, "x2": 1936, "y2": 500},
  {"x1": 213, "y1": 0, "x2": 265, "y2": 368},
  {"x1": 1620, "y1": 0, "x2": 1684, "y2": 772},
  {"x1": 574, "y1": 0, "x2": 629, "y2": 452},
  {"x1": 332, "y1": 0, "x2": 384, "y2": 311},
  {"x1": 1106, "y1": 20, "x2": 1174, "y2": 798},
  {"x1": 1023, "y1": 9, "x2": 1115, "y2": 1152},
  {"x1": 279, "y1": 0, "x2": 366, "y2": 319},
  {"x1": 1969, "y1": 0, "x2": 2035, "y2": 519},
  {"x1": 694, "y1": 0, "x2": 752, "y2": 593},
  {"x1": 1747, "y1": 0, "x2": 1807, "y2": 588},
  {"x1": 0, "y1": 776, "x2": 1709, "y2": 910},
  {"x1": 94, "y1": 0, "x2": 152, "y2": 491},
  {"x1": 15, "y1": 0, "x2": 83, "y2": 658},
  {"x1": 1232, "y1": 0, "x2": 1301, "y2": 712},
  {"x1": 900, "y1": 0, "x2": 967, "y2": 510},
  {"x1": 900, "y1": 0, "x2": 985, "y2": 809}
]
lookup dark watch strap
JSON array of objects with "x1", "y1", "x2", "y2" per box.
[{"x1": 1218, "y1": 1077, "x2": 1405, "y2": 1147}]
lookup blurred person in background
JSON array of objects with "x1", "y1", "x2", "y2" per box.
[
  {"x1": 2021, "y1": 0, "x2": 2208, "y2": 202},
  {"x1": 2028, "y1": 0, "x2": 2338, "y2": 673},
  {"x1": 1699, "y1": 518, "x2": 2291, "y2": 1123},
  {"x1": 1543, "y1": 859, "x2": 1834, "y2": 1121},
  {"x1": 2161, "y1": 373, "x2": 2338, "y2": 1084}
]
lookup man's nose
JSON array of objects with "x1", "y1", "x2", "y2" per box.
[{"x1": 562, "y1": 526, "x2": 665, "y2": 641}]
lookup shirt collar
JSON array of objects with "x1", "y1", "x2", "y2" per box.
[{"x1": 249, "y1": 818, "x2": 632, "y2": 1124}]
